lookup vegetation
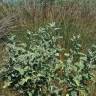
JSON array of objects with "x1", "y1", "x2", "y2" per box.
[
  {"x1": 0, "y1": 23, "x2": 96, "y2": 96},
  {"x1": 0, "y1": 0, "x2": 96, "y2": 96},
  {"x1": 0, "y1": 0, "x2": 96, "y2": 47}
]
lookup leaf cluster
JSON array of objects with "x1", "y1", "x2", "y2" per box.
[{"x1": 1, "y1": 23, "x2": 96, "y2": 96}]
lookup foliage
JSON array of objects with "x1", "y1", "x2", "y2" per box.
[
  {"x1": 1, "y1": 23, "x2": 96, "y2": 96},
  {"x1": 1, "y1": 23, "x2": 62, "y2": 96},
  {"x1": 61, "y1": 35, "x2": 91, "y2": 96}
]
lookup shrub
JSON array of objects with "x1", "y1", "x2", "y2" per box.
[
  {"x1": 1, "y1": 23, "x2": 96, "y2": 96},
  {"x1": 1, "y1": 23, "x2": 62, "y2": 96}
]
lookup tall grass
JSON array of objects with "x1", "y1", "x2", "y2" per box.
[{"x1": 0, "y1": 0, "x2": 96, "y2": 47}]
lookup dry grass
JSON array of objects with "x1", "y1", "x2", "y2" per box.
[
  {"x1": 0, "y1": 1, "x2": 96, "y2": 28},
  {"x1": 0, "y1": 1, "x2": 96, "y2": 45},
  {"x1": 0, "y1": 15, "x2": 17, "y2": 38}
]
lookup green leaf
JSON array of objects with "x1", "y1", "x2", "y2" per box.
[
  {"x1": 19, "y1": 77, "x2": 31, "y2": 85},
  {"x1": 70, "y1": 91, "x2": 77, "y2": 96},
  {"x1": 27, "y1": 91, "x2": 32, "y2": 96},
  {"x1": 73, "y1": 75, "x2": 82, "y2": 86},
  {"x1": 75, "y1": 61, "x2": 85, "y2": 72},
  {"x1": 3, "y1": 81, "x2": 11, "y2": 88},
  {"x1": 14, "y1": 67, "x2": 24, "y2": 75}
]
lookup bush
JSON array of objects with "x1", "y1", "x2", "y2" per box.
[
  {"x1": 1, "y1": 23, "x2": 96, "y2": 96},
  {"x1": 1, "y1": 23, "x2": 62, "y2": 96}
]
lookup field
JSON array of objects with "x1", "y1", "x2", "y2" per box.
[{"x1": 0, "y1": 0, "x2": 96, "y2": 96}]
